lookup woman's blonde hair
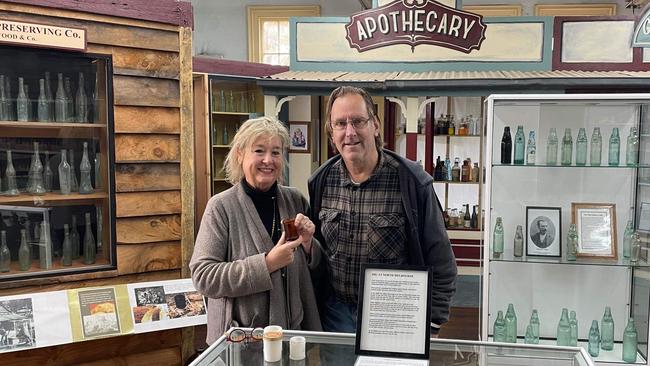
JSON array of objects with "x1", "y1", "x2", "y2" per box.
[{"x1": 223, "y1": 116, "x2": 290, "y2": 185}]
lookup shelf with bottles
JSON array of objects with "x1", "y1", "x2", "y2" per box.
[{"x1": 433, "y1": 113, "x2": 482, "y2": 137}]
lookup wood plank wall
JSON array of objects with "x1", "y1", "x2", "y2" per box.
[{"x1": 0, "y1": 3, "x2": 194, "y2": 365}]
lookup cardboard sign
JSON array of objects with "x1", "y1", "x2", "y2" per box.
[{"x1": 0, "y1": 19, "x2": 86, "y2": 51}]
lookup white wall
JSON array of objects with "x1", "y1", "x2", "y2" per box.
[{"x1": 287, "y1": 95, "x2": 314, "y2": 198}]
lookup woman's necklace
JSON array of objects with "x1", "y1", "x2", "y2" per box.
[{"x1": 270, "y1": 196, "x2": 277, "y2": 241}]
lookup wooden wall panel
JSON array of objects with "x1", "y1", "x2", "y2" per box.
[
  {"x1": 114, "y1": 106, "x2": 180, "y2": 134},
  {"x1": 117, "y1": 242, "x2": 182, "y2": 275},
  {"x1": 116, "y1": 191, "x2": 181, "y2": 217},
  {"x1": 117, "y1": 215, "x2": 182, "y2": 243},
  {"x1": 115, "y1": 134, "x2": 181, "y2": 162},
  {"x1": 114, "y1": 76, "x2": 180, "y2": 108},
  {"x1": 77, "y1": 347, "x2": 181, "y2": 366},
  {"x1": 116, "y1": 163, "x2": 181, "y2": 192},
  {"x1": 89, "y1": 44, "x2": 180, "y2": 79}
]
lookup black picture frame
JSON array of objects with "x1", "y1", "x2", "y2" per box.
[{"x1": 526, "y1": 206, "x2": 562, "y2": 257}]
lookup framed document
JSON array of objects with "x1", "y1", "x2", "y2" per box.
[
  {"x1": 571, "y1": 203, "x2": 617, "y2": 259},
  {"x1": 526, "y1": 206, "x2": 562, "y2": 257},
  {"x1": 639, "y1": 202, "x2": 650, "y2": 232},
  {"x1": 355, "y1": 264, "x2": 432, "y2": 360}
]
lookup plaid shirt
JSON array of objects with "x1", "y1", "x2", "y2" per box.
[{"x1": 319, "y1": 151, "x2": 407, "y2": 304}]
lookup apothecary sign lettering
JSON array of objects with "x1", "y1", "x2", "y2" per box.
[
  {"x1": 0, "y1": 19, "x2": 86, "y2": 51},
  {"x1": 345, "y1": 0, "x2": 486, "y2": 53}
]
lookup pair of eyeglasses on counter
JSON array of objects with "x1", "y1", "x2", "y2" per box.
[{"x1": 226, "y1": 327, "x2": 264, "y2": 343}]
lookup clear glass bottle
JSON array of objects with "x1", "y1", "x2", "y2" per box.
[
  {"x1": 24, "y1": 83, "x2": 33, "y2": 122},
  {"x1": 55, "y1": 73, "x2": 67, "y2": 122},
  {"x1": 0, "y1": 75, "x2": 7, "y2": 120},
  {"x1": 530, "y1": 309, "x2": 540, "y2": 344},
  {"x1": 0, "y1": 230, "x2": 10, "y2": 272},
  {"x1": 505, "y1": 303, "x2": 517, "y2": 343},
  {"x1": 94, "y1": 152, "x2": 102, "y2": 189},
  {"x1": 71, "y1": 215, "x2": 80, "y2": 259},
  {"x1": 526, "y1": 131, "x2": 536, "y2": 165},
  {"x1": 69, "y1": 149, "x2": 78, "y2": 192},
  {"x1": 472, "y1": 162, "x2": 480, "y2": 183},
  {"x1": 626, "y1": 126, "x2": 639, "y2": 166},
  {"x1": 566, "y1": 223, "x2": 578, "y2": 261},
  {"x1": 44, "y1": 72, "x2": 53, "y2": 121},
  {"x1": 569, "y1": 310, "x2": 578, "y2": 346},
  {"x1": 590, "y1": 127, "x2": 602, "y2": 166},
  {"x1": 222, "y1": 125, "x2": 228, "y2": 145},
  {"x1": 228, "y1": 91, "x2": 235, "y2": 112},
  {"x1": 601, "y1": 306, "x2": 614, "y2": 351},
  {"x1": 445, "y1": 156, "x2": 452, "y2": 181},
  {"x1": 92, "y1": 72, "x2": 100, "y2": 123},
  {"x1": 18, "y1": 229, "x2": 30, "y2": 271},
  {"x1": 16, "y1": 77, "x2": 28, "y2": 122},
  {"x1": 524, "y1": 325, "x2": 535, "y2": 344},
  {"x1": 64, "y1": 77, "x2": 74, "y2": 122},
  {"x1": 513, "y1": 225, "x2": 524, "y2": 257},
  {"x1": 493, "y1": 217, "x2": 504, "y2": 258},
  {"x1": 96, "y1": 206, "x2": 103, "y2": 251},
  {"x1": 5, "y1": 150, "x2": 19, "y2": 196},
  {"x1": 83, "y1": 212, "x2": 96, "y2": 264},
  {"x1": 609, "y1": 128, "x2": 620, "y2": 166},
  {"x1": 79, "y1": 142, "x2": 94, "y2": 194},
  {"x1": 493, "y1": 310, "x2": 507, "y2": 342},
  {"x1": 5, "y1": 75, "x2": 13, "y2": 120},
  {"x1": 44, "y1": 152, "x2": 53, "y2": 192},
  {"x1": 28, "y1": 142, "x2": 46, "y2": 195},
  {"x1": 58, "y1": 149, "x2": 71, "y2": 195},
  {"x1": 218, "y1": 90, "x2": 226, "y2": 112},
  {"x1": 513, "y1": 126, "x2": 525, "y2": 165},
  {"x1": 622, "y1": 318, "x2": 638, "y2": 363},
  {"x1": 623, "y1": 219, "x2": 634, "y2": 258},
  {"x1": 501, "y1": 126, "x2": 512, "y2": 164},
  {"x1": 575, "y1": 128, "x2": 588, "y2": 166},
  {"x1": 452, "y1": 158, "x2": 461, "y2": 181},
  {"x1": 561, "y1": 128, "x2": 573, "y2": 166},
  {"x1": 239, "y1": 91, "x2": 248, "y2": 113},
  {"x1": 588, "y1": 320, "x2": 600, "y2": 357},
  {"x1": 61, "y1": 223, "x2": 72, "y2": 266},
  {"x1": 557, "y1": 308, "x2": 571, "y2": 346},
  {"x1": 38, "y1": 221, "x2": 51, "y2": 269},
  {"x1": 75, "y1": 72, "x2": 88, "y2": 123},
  {"x1": 37, "y1": 78, "x2": 50, "y2": 122},
  {"x1": 631, "y1": 232, "x2": 641, "y2": 264}
]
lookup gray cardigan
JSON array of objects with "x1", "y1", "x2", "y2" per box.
[{"x1": 190, "y1": 183, "x2": 322, "y2": 344}]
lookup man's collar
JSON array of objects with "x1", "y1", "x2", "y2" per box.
[{"x1": 338, "y1": 149, "x2": 384, "y2": 187}]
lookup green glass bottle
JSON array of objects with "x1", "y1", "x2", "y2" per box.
[
  {"x1": 524, "y1": 325, "x2": 535, "y2": 344},
  {"x1": 513, "y1": 225, "x2": 524, "y2": 257},
  {"x1": 530, "y1": 310, "x2": 540, "y2": 344},
  {"x1": 38, "y1": 221, "x2": 52, "y2": 270},
  {"x1": 0, "y1": 230, "x2": 10, "y2": 272},
  {"x1": 601, "y1": 306, "x2": 614, "y2": 351},
  {"x1": 546, "y1": 128, "x2": 558, "y2": 165},
  {"x1": 83, "y1": 212, "x2": 96, "y2": 265},
  {"x1": 626, "y1": 126, "x2": 639, "y2": 166},
  {"x1": 513, "y1": 126, "x2": 525, "y2": 165},
  {"x1": 61, "y1": 224, "x2": 72, "y2": 266},
  {"x1": 493, "y1": 217, "x2": 504, "y2": 258},
  {"x1": 493, "y1": 310, "x2": 506, "y2": 342},
  {"x1": 623, "y1": 220, "x2": 634, "y2": 259},
  {"x1": 609, "y1": 128, "x2": 620, "y2": 166},
  {"x1": 561, "y1": 128, "x2": 573, "y2": 166},
  {"x1": 588, "y1": 320, "x2": 600, "y2": 357},
  {"x1": 631, "y1": 233, "x2": 641, "y2": 264},
  {"x1": 71, "y1": 215, "x2": 80, "y2": 259},
  {"x1": 569, "y1": 310, "x2": 578, "y2": 346},
  {"x1": 575, "y1": 128, "x2": 588, "y2": 166},
  {"x1": 566, "y1": 224, "x2": 578, "y2": 261},
  {"x1": 557, "y1": 308, "x2": 571, "y2": 346},
  {"x1": 622, "y1": 318, "x2": 638, "y2": 363},
  {"x1": 505, "y1": 303, "x2": 517, "y2": 343},
  {"x1": 590, "y1": 127, "x2": 602, "y2": 166},
  {"x1": 526, "y1": 131, "x2": 536, "y2": 165},
  {"x1": 18, "y1": 229, "x2": 30, "y2": 271}
]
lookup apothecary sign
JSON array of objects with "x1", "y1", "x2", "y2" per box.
[
  {"x1": 345, "y1": 0, "x2": 486, "y2": 53},
  {"x1": 0, "y1": 19, "x2": 86, "y2": 51}
]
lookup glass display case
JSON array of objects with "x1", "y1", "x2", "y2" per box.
[
  {"x1": 190, "y1": 328, "x2": 595, "y2": 366},
  {"x1": 0, "y1": 45, "x2": 115, "y2": 281},
  {"x1": 481, "y1": 94, "x2": 650, "y2": 365}
]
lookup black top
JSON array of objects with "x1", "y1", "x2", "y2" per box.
[{"x1": 241, "y1": 180, "x2": 281, "y2": 243}]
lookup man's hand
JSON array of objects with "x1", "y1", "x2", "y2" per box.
[
  {"x1": 265, "y1": 232, "x2": 303, "y2": 273},
  {"x1": 293, "y1": 213, "x2": 315, "y2": 254}
]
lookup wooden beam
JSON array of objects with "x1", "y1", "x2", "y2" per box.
[
  {"x1": 115, "y1": 134, "x2": 181, "y2": 162},
  {"x1": 117, "y1": 215, "x2": 181, "y2": 243},
  {"x1": 115, "y1": 163, "x2": 181, "y2": 192},
  {"x1": 116, "y1": 191, "x2": 181, "y2": 218},
  {"x1": 114, "y1": 76, "x2": 180, "y2": 108},
  {"x1": 114, "y1": 106, "x2": 180, "y2": 134},
  {"x1": 89, "y1": 45, "x2": 180, "y2": 80},
  {"x1": 117, "y1": 242, "x2": 182, "y2": 275}
]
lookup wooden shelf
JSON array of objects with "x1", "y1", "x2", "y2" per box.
[
  {"x1": 434, "y1": 180, "x2": 480, "y2": 185},
  {"x1": 0, "y1": 256, "x2": 110, "y2": 279},
  {"x1": 213, "y1": 178, "x2": 228, "y2": 182},
  {"x1": 434, "y1": 134, "x2": 481, "y2": 138},
  {"x1": 0, "y1": 191, "x2": 108, "y2": 204},
  {"x1": 212, "y1": 111, "x2": 250, "y2": 116},
  {"x1": 212, "y1": 145, "x2": 230, "y2": 148},
  {"x1": 0, "y1": 121, "x2": 106, "y2": 129}
]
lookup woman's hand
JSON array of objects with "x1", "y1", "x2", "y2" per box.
[
  {"x1": 293, "y1": 213, "x2": 315, "y2": 254},
  {"x1": 265, "y1": 232, "x2": 302, "y2": 273}
]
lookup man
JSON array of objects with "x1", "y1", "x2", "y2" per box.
[
  {"x1": 308, "y1": 86, "x2": 457, "y2": 336},
  {"x1": 531, "y1": 219, "x2": 553, "y2": 248}
]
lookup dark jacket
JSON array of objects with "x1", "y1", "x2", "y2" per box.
[{"x1": 308, "y1": 149, "x2": 457, "y2": 326}]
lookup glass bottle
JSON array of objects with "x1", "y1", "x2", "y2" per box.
[
  {"x1": 561, "y1": 128, "x2": 573, "y2": 166},
  {"x1": 28, "y1": 142, "x2": 46, "y2": 195},
  {"x1": 16, "y1": 77, "x2": 28, "y2": 121},
  {"x1": 64, "y1": 77, "x2": 74, "y2": 122},
  {"x1": 44, "y1": 152, "x2": 53, "y2": 192},
  {"x1": 590, "y1": 127, "x2": 602, "y2": 166},
  {"x1": 96, "y1": 206, "x2": 103, "y2": 251},
  {"x1": 452, "y1": 158, "x2": 461, "y2": 181},
  {"x1": 38, "y1": 221, "x2": 52, "y2": 269},
  {"x1": 218, "y1": 90, "x2": 226, "y2": 112},
  {"x1": 631, "y1": 233, "x2": 641, "y2": 264},
  {"x1": 457, "y1": 208, "x2": 465, "y2": 228},
  {"x1": 493, "y1": 310, "x2": 507, "y2": 342},
  {"x1": 569, "y1": 310, "x2": 578, "y2": 346},
  {"x1": 0, "y1": 75, "x2": 6, "y2": 120},
  {"x1": 228, "y1": 91, "x2": 235, "y2": 112},
  {"x1": 601, "y1": 306, "x2": 614, "y2": 351},
  {"x1": 445, "y1": 156, "x2": 452, "y2": 181},
  {"x1": 530, "y1": 310, "x2": 540, "y2": 344},
  {"x1": 5, "y1": 75, "x2": 13, "y2": 120},
  {"x1": 575, "y1": 128, "x2": 588, "y2": 166},
  {"x1": 622, "y1": 318, "x2": 638, "y2": 363},
  {"x1": 58, "y1": 149, "x2": 72, "y2": 195},
  {"x1": 461, "y1": 159, "x2": 471, "y2": 182},
  {"x1": 472, "y1": 163, "x2": 480, "y2": 183},
  {"x1": 71, "y1": 215, "x2": 80, "y2": 259},
  {"x1": 249, "y1": 92, "x2": 256, "y2": 113},
  {"x1": 513, "y1": 126, "x2": 525, "y2": 165},
  {"x1": 524, "y1": 325, "x2": 535, "y2": 344},
  {"x1": 222, "y1": 125, "x2": 228, "y2": 145},
  {"x1": 55, "y1": 73, "x2": 67, "y2": 122},
  {"x1": 18, "y1": 229, "x2": 30, "y2": 271},
  {"x1": 526, "y1": 130, "x2": 536, "y2": 165},
  {"x1": 94, "y1": 152, "x2": 102, "y2": 190},
  {"x1": 24, "y1": 83, "x2": 33, "y2": 122},
  {"x1": 470, "y1": 205, "x2": 478, "y2": 229},
  {"x1": 69, "y1": 149, "x2": 78, "y2": 192},
  {"x1": 239, "y1": 91, "x2": 248, "y2": 113},
  {"x1": 92, "y1": 71, "x2": 101, "y2": 123},
  {"x1": 0, "y1": 230, "x2": 9, "y2": 272},
  {"x1": 626, "y1": 126, "x2": 639, "y2": 166},
  {"x1": 5, "y1": 150, "x2": 19, "y2": 196},
  {"x1": 513, "y1": 225, "x2": 524, "y2": 257},
  {"x1": 61, "y1": 223, "x2": 72, "y2": 266},
  {"x1": 501, "y1": 126, "x2": 512, "y2": 164},
  {"x1": 588, "y1": 320, "x2": 600, "y2": 357},
  {"x1": 623, "y1": 220, "x2": 634, "y2": 258},
  {"x1": 37, "y1": 79, "x2": 50, "y2": 122},
  {"x1": 609, "y1": 128, "x2": 620, "y2": 166},
  {"x1": 493, "y1": 217, "x2": 504, "y2": 258},
  {"x1": 79, "y1": 142, "x2": 94, "y2": 194},
  {"x1": 76, "y1": 72, "x2": 88, "y2": 123},
  {"x1": 434, "y1": 156, "x2": 442, "y2": 181},
  {"x1": 44, "y1": 72, "x2": 53, "y2": 121},
  {"x1": 557, "y1": 308, "x2": 571, "y2": 346},
  {"x1": 463, "y1": 204, "x2": 471, "y2": 228},
  {"x1": 566, "y1": 223, "x2": 578, "y2": 261},
  {"x1": 83, "y1": 212, "x2": 96, "y2": 264},
  {"x1": 505, "y1": 303, "x2": 517, "y2": 343}
]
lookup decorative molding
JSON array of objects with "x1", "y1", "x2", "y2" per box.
[
  {"x1": 386, "y1": 97, "x2": 406, "y2": 119},
  {"x1": 535, "y1": 3, "x2": 617, "y2": 16},
  {"x1": 274, "y1": 96, "x2": 296, "y2": 118},
  {"x1": 462, "y1": 4, "x2": 523, "y2": 17}
]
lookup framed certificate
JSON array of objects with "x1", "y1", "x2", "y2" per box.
[
  {"x1": 355, "y1": 264, "x2": 432, "y2": 360},
  {"x1": 638, "y1": 202, "x2": 650, "y2": 232},
  {"x1": 571, "y1": 203, "x2": 617, "y2": 259}
]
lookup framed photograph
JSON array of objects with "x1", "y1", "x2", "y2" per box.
[
  {"x1": 571, "y1": 203, "x2": 617, "y2": 258},
  {"x1": 526, "y1": 206, "x2": 562, "y2": 257},
  {"x1": 288, "y1": 122, "x2": 310, "y2": 153}
]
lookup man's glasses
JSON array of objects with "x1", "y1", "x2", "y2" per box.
[
  {"x1": 226, "y1": 327, "x2": 264, "y2": 343},
  {"x1": 331, "y1": 117, "x2": 373, "y2": 131}
]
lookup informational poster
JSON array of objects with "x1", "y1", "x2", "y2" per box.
[
  {"x1": 67, "y1": 285, "x2": 133, "y2": 341},
  {"x1": 127, "y1": 278, "x2": 206, "y2": 333}
]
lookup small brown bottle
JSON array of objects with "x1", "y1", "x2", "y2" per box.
[{"x1": 282, "y1": 219, "x2": 299, "y2": 241}]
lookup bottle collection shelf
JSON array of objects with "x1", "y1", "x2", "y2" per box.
[
  {"x1": 434, "y1": 134, "x2": 481, "y2": 138},
  {"x1": 492, "y1": 163, "x2": 643, "y2": 169},
  {"x1": 0, "y1": 191, "x2": 108, "y2": 204},
  {"x1": 490, "y1": 252, "x2": 649, "y2": 268}
]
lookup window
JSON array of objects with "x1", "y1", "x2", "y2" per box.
[
  {"x1": 534, "y1": 4, "x2": 617, "y2": 16},
  {"x1": 462, "y1": 5, "x2": 523, "y2": 17},
  {"x1": 247, "y1": 5, "x2": 320, "y2": 66}
]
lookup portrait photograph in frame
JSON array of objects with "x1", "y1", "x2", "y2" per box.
[
  {"x1": 571, "y1": 203, "x2": 617, "y2": 259},
  {"x1": 288, "y1": 122, "x2": 310, "y2": 153},
  {"x1": 526, "y1": 206, "x2": 562, "y2": 257}
]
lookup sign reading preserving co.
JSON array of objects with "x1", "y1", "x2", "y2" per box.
[
  {"x1": 0, "y1": 19, "x2": 86, "y2": 51},
  {"x1": 345, "y1": 0, "x2": 486, "y2": 53}
]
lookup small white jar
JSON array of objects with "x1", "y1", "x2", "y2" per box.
[
  {"x1": 263, "y1": 325, "x2": 283, "y2": 362},
  {"x1": 289, "y1": 336, "x2": 306, "y2": 360}
]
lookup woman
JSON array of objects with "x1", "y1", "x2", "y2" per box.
[{"x1": 190, "y1": 116, "x2": 322, "y2": 344}]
